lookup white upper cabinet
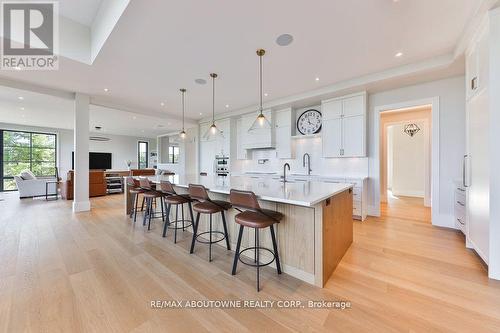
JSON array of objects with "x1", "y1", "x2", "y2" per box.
[
  {"x1": 466, "y1": 22, "x2": 488, "y2": 101},
  {"x1": 321, "y1": 92, "x2": 366, "y2": 158},
  {"x1": 275, "y1": 108, "x2": 293, "y2": 159},
  {"x1": 236, "y1": 118, "x2": 248, "y2": 160}
]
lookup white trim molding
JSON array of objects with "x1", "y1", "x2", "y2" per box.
[{"x1": 374, "y1": 97, "x2": 443, "y2": 227}]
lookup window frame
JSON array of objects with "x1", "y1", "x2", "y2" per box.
[
  {"x1": 1, "y1": 129, "x2": 58, "y2": 192},
  {"x1": 168, "y1": 146, "x2": 180, "y2": 164},
  {"x1": 138, "y1": 141, "x2": 149, "y2": 169}
]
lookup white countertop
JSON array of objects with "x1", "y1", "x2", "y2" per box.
[{"x1": 134, "y1": 174, "x2": 353, "y2": 207}]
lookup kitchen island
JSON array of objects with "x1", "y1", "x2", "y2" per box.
[{"x1": 124, "y1": 174, "x2": 354, "y2": 287}]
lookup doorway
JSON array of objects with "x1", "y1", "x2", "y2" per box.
[{"x1": 379, "y1": 105, "x2": 432, "y2": 222}]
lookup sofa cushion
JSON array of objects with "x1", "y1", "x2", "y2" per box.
[{"x1": 20, "y1": 170, "x2": 36, "y2": 180}]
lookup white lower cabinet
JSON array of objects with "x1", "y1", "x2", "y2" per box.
[{"x1": 454, "y1": 182, "x2": 467, "y2": 234}]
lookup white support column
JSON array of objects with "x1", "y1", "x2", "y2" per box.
[
  {"x1": 72, "y1": 93, "x2": 90, "y2": 212},
  {"x1": 488, "y1": 7, "x2": 500, "y2": 280}
]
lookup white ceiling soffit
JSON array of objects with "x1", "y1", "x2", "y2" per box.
[{"x1": 1, "y1": 0, "x2": 130, "y2": 65}]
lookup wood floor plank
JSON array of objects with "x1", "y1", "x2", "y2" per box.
[{"x1": 1, "y1": 192, "x2": 499, "y2": 333}]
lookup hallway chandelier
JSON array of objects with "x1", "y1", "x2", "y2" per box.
[{"x1": 403, "y1": 123, "x2": 421, "y2": 137}]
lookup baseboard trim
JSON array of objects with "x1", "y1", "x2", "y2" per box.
[
  {"x1": 73, "y1": 200, "x2": 91, "y2": 212},
  {"x1": 367, "y1": 205, "x2": 380, "y2": 217},
  {"x1": 432, "y1": 214, "x2": 456, "y2": 229},
  {"x1": 391, "y1": 190, "x2": 425, "y2": 198}
]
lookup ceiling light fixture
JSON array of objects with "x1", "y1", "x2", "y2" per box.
[
  {"x1": 264, "y1": 93, "x2": 268, "y2": 97},
  {"x1": 203, "y1": 73, "x2": 224, "y2": 140},
  {"x1": 249, "y1": 49, "x2": 272, "y2": 133},
  {"x1": 179, "y1": 88, "x2": 187, "y2": 139},
  {"x1": 225, "y1": 104, "x2": 229, "y2": 108},
  {"x1": 276, "y1": 33, "x2": 294, "y2": 46},
  {"x1": 18, "y1": 96, "x2": 24, "y2": 100},
  {"x1": 315, "y1": 77, "x2": 320, "y2": 81},
  {"x1": 160, "y1": 102, "x2": 165, "y2": 107},
  {"x1": 395, "y1": 52, "x2": 403, "y2": 57},
  {"x1": 20, "y1": 107, "x2": 25, "y2": 110},
  {"x1": 103, "y1": 88, "x2": 109, "y2": 92},
  {"x1": 195, "y1": 78, "x2": 207, "y2": 85}
]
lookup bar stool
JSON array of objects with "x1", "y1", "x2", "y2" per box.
[
  {"x1": 138, "y1": 178, "x2": 164, "y2": 230},
  {"x1": 189, "y1": 184, "x2": 231, "y2": 262},
  {"x1": 159, "y1": 181, "x2": 195, "y2": 243},
  {"x1": 126, "y1": 176, "x2": 145, "y2": 223},
  {"x1": 229, "y1": 189, "x2": 283, "y2": 292}
]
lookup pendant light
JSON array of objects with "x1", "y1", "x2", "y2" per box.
[
  {"x1": 249, "y1": 49, "x2": 271, "y2": 132},
  {"x1": 179, "y1": 88, "x2": 187, "y2": 139},
  {"x1": 203, "y1": 73, "x2": 224, "y2": 139}
]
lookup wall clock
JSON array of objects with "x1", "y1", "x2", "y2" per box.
[{"x1": 297, "y1": 109, "x2": 322, "y2": 135}]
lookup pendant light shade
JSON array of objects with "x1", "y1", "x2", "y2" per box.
[
  {"x1": 179, "y1": 88, "x2": 187, "y2": 139},
  {"x1": 249, "y1": 49, "x2": 272, "y2": 132},
  {"x1": 203, "y1": 73, "x2": 224, "y2": 140}
]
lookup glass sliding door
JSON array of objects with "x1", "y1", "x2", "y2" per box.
[{"x1": 1, "y1": 130, "x2": 57, "y2": 191}]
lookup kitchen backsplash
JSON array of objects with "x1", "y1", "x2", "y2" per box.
[{"x1": 232, "y1": 136, "x2": 369, "y2": 177}]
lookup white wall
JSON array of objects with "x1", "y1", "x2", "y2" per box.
[
  {"x1": 0, "y1": 122, "x2": 155, "y2": 180},
  {"x1": 368, "y1": 75, "x2": 466, "y2": 226},
  {"x1": 389, "y1": 122, "x2": 426, "y2": 197}
]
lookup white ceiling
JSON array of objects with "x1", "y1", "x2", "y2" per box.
[
  {"x1": 0, "y1": 86, "x2": 180, "y2": 138},
  {"x1": 0, "y1": 0, "x2": 482, "y2": 132},
  {"x1": 58, "y1": 0, "x2": 103, "y2": 26}
]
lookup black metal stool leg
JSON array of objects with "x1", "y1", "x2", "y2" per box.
[
  {"x1": 174, "y1": 204, "x2": 179, "y2": 243},
  {"x1": 160, "y1": 197, "x2": 165, "y2": 222},
  {"x1": 182, "y1": 205, "x2": 185, "y2": 231},
  {"x1": 254, "y1": 228, "x2": 258, "y2": 263},
  {"x1": 162, "y1": 202, "x2": 171, "y2": 237},
  {"x1": 148, "y1": 199, "x2": 153, "y2": 230},
  {"x1": 270, "y1": 224, "x2": 282, "y2": 274},
  {"x1": 143, "y1": 198, "x2": 149, "y2": 226},
  {"x1": 141, "y1": 196, "x2": 145, "y2": 211},
  {"x1": 190, "y1": 212, "x2": 200, "y2": 253},
  {"x1": 221, "y1": 211, "x2": 231, "y2": 250},
  {"x1": 209, "y1": 214, "x2": 213, "y2": 262},
  {"x1": 133, "y1": 194, "x2": 139, "y2": 222},
  {"x1": 188, "y1": 201, "x2": 195, "y2": 233},
  {"x1": 256, "y1": 228, "x2": 260, "y2": 292},
  {"x1": 232, "y1": 225, "x2": 244, "y2": 275}
]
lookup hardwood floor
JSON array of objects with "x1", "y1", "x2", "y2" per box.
[{"x1": 1, "y1": 193, "x2": 499, "y2": 332}]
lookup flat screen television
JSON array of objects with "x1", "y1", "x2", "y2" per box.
[{"x1": 72, "y1": 152, "x2": 112, "y2": 170}]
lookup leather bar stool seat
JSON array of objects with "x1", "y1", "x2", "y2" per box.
[
  {"x1": 234, "y1": 209, "x2": 284, "y2": 229},
  {"x1": 139, "y1": 178, "x2": 165, "y2": 231},
  {"x1": 189, "y1": 184, "x2": 231, "y2": 262},
  {"x1": 229, "y1": 189, "x2": 283, "y2": 292},
  {"x1": 159, "y1": 181, "x2": 195, "y2": 243},
  {"x1": 192, "y1": 200, "x2": 231, "y2": 214},
  {"x1": 126, "y1": 177, "x2": 146, "y2": 223}
]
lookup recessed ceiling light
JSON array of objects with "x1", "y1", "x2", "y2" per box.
[
  {"x1": 395, "y1": 52, "x2": 403, "y2": 57},
  {"x1": 315, "y1": 77, "x2": 320, "y2": 81},
  {"x1": 18, "y1": 96, "x2": 24, "y2": 100},
  {"x1": 195, "y1": 78, "x2": 207, "y2": 85},
  {"x1": 141, "y1": 130, "x2": 145, "y2": 132},
  {"x1": 160, "y1": 102, "x2": 165, "y2": 107},
  {"x1": 103, "y1": 88, "x2": 109, "y2": 92},
  {"x1": 225, "y1": 104, "x2": 229, "y2": 108},
  {"x1": 20, "y1": 107, "x2": 25, "y2": 110},
  {"x1": 167, "y1": 122, "x2": 171, "y2": 126},
  {"x1": 132, "y1": 116, "x2": 137, "y2": 120},
  {"x1": 276, "y1": 33, "x2": 294, "y2": 46},
  {"x1": 199, "y1": 112, "x2": 203, "y2": 116},
  {"x1": 21, "y1": 114, "x2": 25, "y2": 118},
  {"x1": 264, "y1": 93, "x2": 268, "y2": 97}
]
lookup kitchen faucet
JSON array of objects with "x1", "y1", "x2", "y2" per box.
[
  {"x1": 282, "y1": 163, "x2": 291, "y2": 182},
  {"x1": 303, "y1": 153, "x2": 312, "y2": 175}
]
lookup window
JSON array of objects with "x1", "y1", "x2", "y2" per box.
[
  {"x1": 1, "y1": 130, "x2": 57, "y2": 191},
  {"x1": 138, "y1": 141, "x2": 148, "y2": 169},
  {"x1": 168, "y1": 146, "x2": 180, "y2": 164}
]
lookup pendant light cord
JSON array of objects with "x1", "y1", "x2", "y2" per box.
[
  {"x1": 182, "y1": 90, "x2": 185, "y2": 130},
  {"x1": 212, "y1": 75, "x2": 216, "y2": 124},
  {"x1": 259, "y1": 54, "x2": 263, "y2": 114}
]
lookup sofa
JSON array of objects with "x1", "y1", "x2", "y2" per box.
[{"x1": 14, "y1": 170, "x2": 57, "y2": 199}]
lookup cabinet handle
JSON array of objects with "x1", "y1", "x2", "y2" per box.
[
  {"x1": 457, "y1": 218, "x2": 465, "y2": 225},
  {"x1": 457, "y1": 188, "x2": 465, "y2": 192},
  {"x1": 463, "y1": 155, "x2": 469, "y2": 188},
  {"x1": 456, "y1": 201, "x2": 465, "y2": 207}
]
